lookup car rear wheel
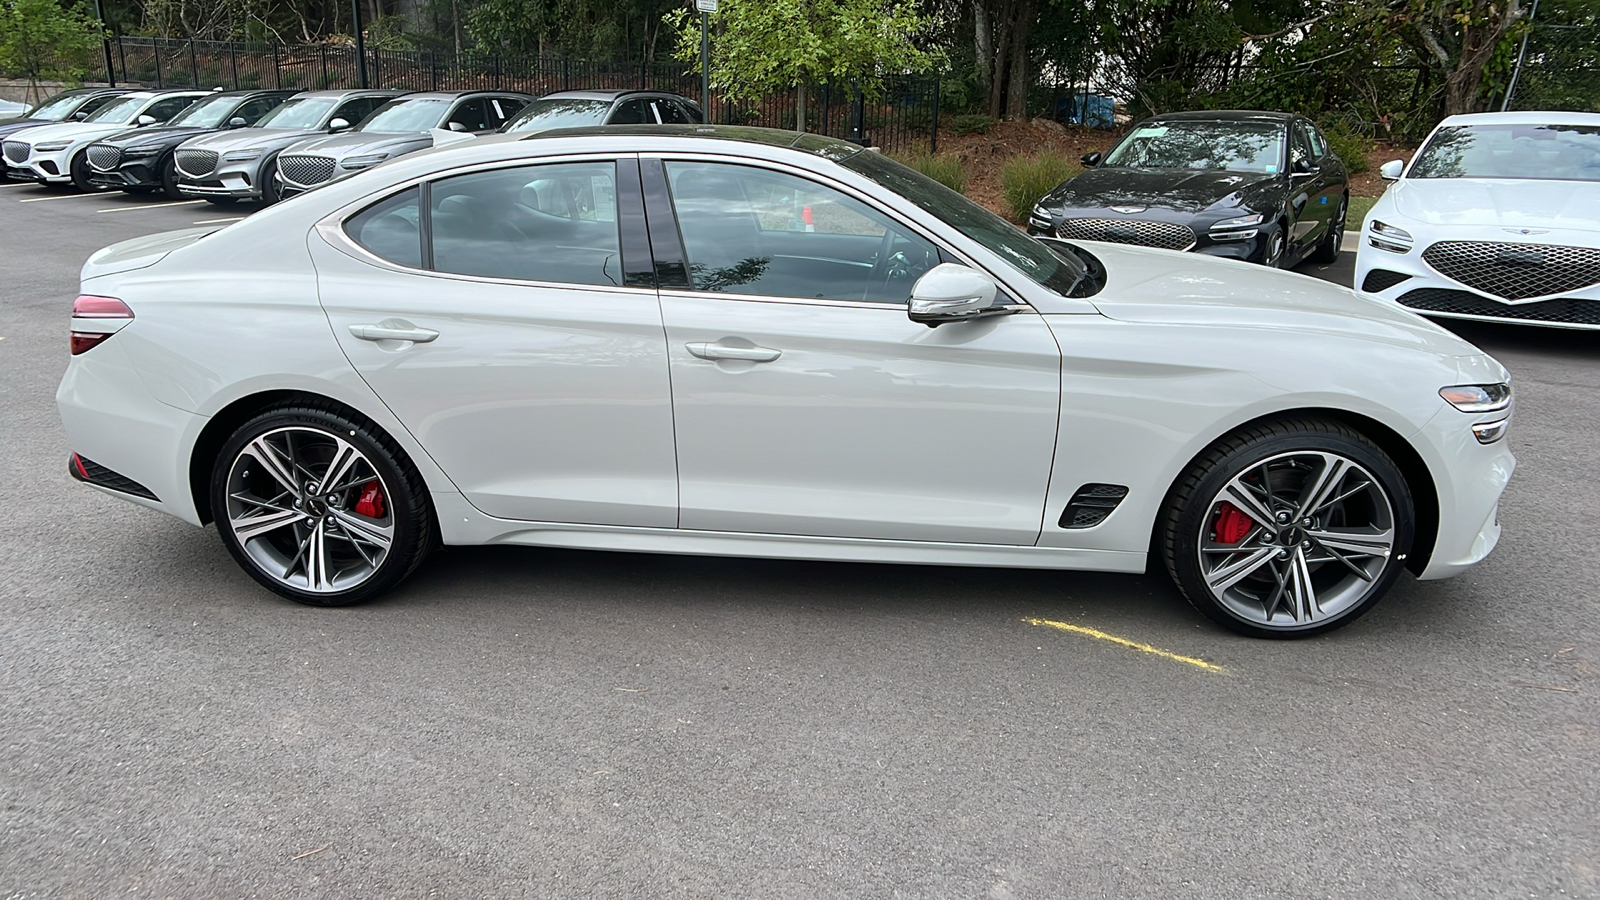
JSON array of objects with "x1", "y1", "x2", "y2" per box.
[
  {"x1": 1310, "y1": 197, "x2": 1346, "y2": 264},
  {"x1": 1162, "y1": 417, "x2": 1414, "y2": 638},
  {"x1": 210, "y1": 404, "x2": 435, "y2": 606}
]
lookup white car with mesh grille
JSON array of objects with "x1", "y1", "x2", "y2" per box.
[{"x1": 1355, "y1": 111, "x2": 1600, "y2": 329}]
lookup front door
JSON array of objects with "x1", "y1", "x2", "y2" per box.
[
  {"x1": 313, "y1": 156, "x2": 679, "y2": 527},
  {"x1": 650, "y1": 159, "x2": 1062, "y2": 545}
]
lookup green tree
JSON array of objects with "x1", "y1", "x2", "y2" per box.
[
  {"x1": 0, "y1": 0, "x2": 104, "y2": 101},
  {"x1": 667, "y1": 0, "x2": 942, "y2": 131}
]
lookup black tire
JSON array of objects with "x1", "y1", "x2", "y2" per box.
[
  {"x1": 159, "y1": 155, "x2": 183, "y2": 199},
  {"x1": 1259, "y1": 220, "x2": 1288, "y2": 268},
  {"x1": 68, "y1": 150, "x2": 103, "y2": 192},
  {"x1": 1309, "y1": 196, "x2": 1346, "y2": 264},
  {"x1": 210, "y1": 402, "x2": 436, "y2": 606},
  {"x1": 1161, "y1": 417, "x2": 1415, "y2": 638},
  {"x1": 204, "y1": 196, "x2": 239, "y2": 206},
  {"x1": 259, "y1": 154, "x2": 282, "y2": 205}
]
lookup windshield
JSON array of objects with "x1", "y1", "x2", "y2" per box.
[
  {"x1": 167, "y1": 94, "x2": 240, "y2": 128},
  {"x1": 844, "y1": 149, "x2": 1089, "y2": 298},
  {"x1": 25, "y1": 93, "x2": 89, "y2": 121},
  {"x1": 255, "y1": 97, "x2": 336, "y2": 130},
  {"x1": 83, "y1": 96, "x2": 146, "y2": 125},
  {"x1": 502, "y1": 98, "x2": 612, "y2": 133},
  {"x1": 1103, "y1": 121, "x2": 1286, "y2": 174},
  {"x1": 357, "y1": 98, "x2": 449, "y2": 133},
  {"x1": 1409, "y1": 123, "x2": 1600, "y2": 182}
]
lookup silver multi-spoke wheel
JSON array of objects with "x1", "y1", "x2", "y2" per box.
[
  {"x1": 1199, "y1": 451, "x2": 1395, "y2": 628},
  {"x1": 224, "y1": 426, "x2": 395, "y2": 594},
  {"x1": 1164, "y1": 418, "x2": 1414, "y2": 638}
]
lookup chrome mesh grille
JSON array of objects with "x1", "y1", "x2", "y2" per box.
[
  {"x1": 1398, "y1": 288, "x2": 1600, "y2": 326},
  {"x1": 2, "y1": 141, "x2": 28, "y2": 164},
  {"x1": 174, "y1": 148, "x2": 219, "y2": 178},
  {"x1": 1056, "y1": 217, "x2": 1196, "y2": 251},
  {"x1": 278, "y1": 154, "x2": 336, "y2": 186},
  {"x1": 1421, "y1": 240, "x2": 1600, "y2": 300},
  {"x1": 86, "y1": 144, "x2": 122, "y2": 171}
]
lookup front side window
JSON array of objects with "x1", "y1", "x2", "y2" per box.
[
  {"x1": 1102, "y1": 120, "x2": 1286, "y2": 175},
  {"x1": 430, "y1": 162, "x2": 621, "y2": 285},
  {"x1": 446, "y1": 98, "x2": 492, "y2": 133},
  {"x1": 488, "y1": 97, "x2": 525, "y2": 127},
  {"x1": 665, "y1": 161, "x2": 938, "y2": 303},
  {"x1": 654, "y1": 100, "x2": 691, "y2": 125},
  {"x1": 168, "y1": 94, "x2": 244, "y2": 128},
  {"x1": 83, "y1": 96, "x2": 145, "y2": 124},
  {"x1": 1409, "y1": 123, "x2": 1600, "y2": 182},
  {"x1": 142, "y1": 96, "x2": 199, "y2": 123},
  {"x1": 610, "y1": 99, "x2": 653, "y2": 125},
  {"x1": 1306, "y1": 124, "x2": 1329, "y2": 158},
  {"x1": 1289, "y1": 126, "x2": 1313, "y2": 170},
  {"x1": 346, "y1": 186, "x2": 421, "y2": 268},
  {"x1": 232, "y1": 95, "x2": 286, "y2": 125},
  {"x1": 256, "y1": 96, "x2": 336, "y2": 130}
]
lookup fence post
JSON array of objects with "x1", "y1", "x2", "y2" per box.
[
  {"x1": 429, "y1": 51, "x2": 437, "y2": 91},
  {"x1": 851, "y1": 83, "x2": 864, "y2": 144},
  {"x1": 372, "y1": 49, "x2": 381, "y2": 88},
  {"x1": 562, "y1": 58, "x2": 570, "y2": 91},
  {"x1": 929, "y1": 79, "x2": 939, "y2": 153},
  {"x1": 320, "y1": 45, "x2": 328, "y2": 88},
  {"x1": 229, "y1": 43, "x2": 238, "y2": 89},
  {"x1": 116, "y1": 38, "x2": 127, "y2": 87},
  {"x1": 271, "y1": 43, "x2": 280, "y2": 89},
  {"x1": 153, "y1": 41, "x2": 163, "y2": 87},
  {"x1": 641, "y1": 59, "x2": 648, "y2": 90},
  {"x1": 494, "y1": 53, "x2": 501, "y2": 90},
  {"x1": 188, "y1": 39, "x2": 199, "y2": 87}
]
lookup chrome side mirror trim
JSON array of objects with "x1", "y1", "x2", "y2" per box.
[{"x1": 907, "y1": 263, "x2": 1009, "y2": 327}]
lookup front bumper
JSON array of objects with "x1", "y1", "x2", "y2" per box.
[
  {"x1": 177, "y1": 158, "x2": 266, "y2": 200},
  {"x1": 87, "y1": 158, "x2": 164, "y2": 190},
  {"x1": 1413, "y1": 400, "x2": 1515, "y2": 580},
  {"x1": 1356, "y1": 224, "x2": 1600, "y2": 330},
  {"x1": 21, "y1": 148, "x2": 74, "y2": 183}
]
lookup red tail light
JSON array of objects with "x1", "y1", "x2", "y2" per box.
[{"x1": 70, "y1": 294, "x2": 133, "y2": 355}]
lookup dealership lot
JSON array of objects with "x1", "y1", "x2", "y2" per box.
[{"x1": 2, "y1": 181, "x2": 1597, "y2": 897}]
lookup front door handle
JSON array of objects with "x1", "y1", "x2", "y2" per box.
[
  {"x1": 686, "y1": 342, "x2": 781, "y2": 362},
  {"x1": 349, "y1": 322, "x2": 439, "y2": 343}
]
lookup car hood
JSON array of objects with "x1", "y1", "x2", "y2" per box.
[
  {"x1": 280, "y1": 131, "x2": 432, "y2": 158},
  {"x1": 1082, "y1": 242, "x2": 1480, "y2": 356},
  {"x1": 0, "y1": 117, "x2": 47, "y2": 136},
  {"x1": 1391, "y1": 177, "x2": 1600, "y2": 235},
  {"x1": 97, "y1": 124, "x2": 225, "y2": 149},
  {"x1": 6, "y1": 120, "x2": 137, "y2": 145},
  {"x1": 179, "y1": 126, "x2": 326, "y2": 153},
  {"x1": 1048, "y1": 167, "x2": 1281, "y2": 215}
]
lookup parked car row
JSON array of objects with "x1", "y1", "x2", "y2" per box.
[
  {"x1": 1, "y1": 86, "x2": 702, "y2": 205},
  {"x1": 1028, "y1": 107, "x2": 1600, "y2": 331}
]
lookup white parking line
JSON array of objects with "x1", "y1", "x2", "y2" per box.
[
  {"x1": 0, "y1": 181, "x2": 38, "y2": 187},
  {"x1": 18, "y1": 192, "x2": 101, "y2": 203},
  {"x1": 1341, "y1": 233, "x2": 1360, "y2": 252},
  {"x1": 191, "y1": 216, "x2": 245, "y2": 224},
  {"x1": 96, "y1": 200, "x2": 205, "y2": 213}
]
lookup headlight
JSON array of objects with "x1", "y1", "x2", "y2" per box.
[
  {"x1": 222, "y1": 148, "x2": 264, "y2": 162},
  {"x1": 1028, "y1": 204, "x2": 1053, "y2": 229},
  {"x1": 1439, "y1": 383, "x2": 1512, "y2": 412},
  {"x1": 121, "y1": 145, "x2": 160, "y2": 158},
  {"x1": 1368, "y1": 219, "x2": 1414, "y2": 253},
  {"x1": 33, "y1": 141, "x2": 71, "y2": 152},
  {"x1": 340, "y1": 153, "x2": 388, "y2": 170},
  {"x1": 1210, "y1": 213, "x2": 1264, "y2": 230}
]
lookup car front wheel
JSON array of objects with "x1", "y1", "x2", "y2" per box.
[
  {"x1": 210, "y1": 404, "x2": 435, "y2": 606},
  {"x1": 1162, "y1": 417, "x2": 1415, "y2": 638}
]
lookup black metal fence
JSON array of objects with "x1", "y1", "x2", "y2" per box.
[
  {"x1": 103, "y1": 36, "x2": 941, "y2": 153},
  {"x1": 1495, "y1": 24, "x2": 1600, "y2": 113}
]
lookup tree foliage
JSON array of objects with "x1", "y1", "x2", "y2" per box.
[{"x1": 0, "y1": 0, "x2": 104, "y2": 94}]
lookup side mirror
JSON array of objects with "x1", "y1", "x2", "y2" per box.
[
  {"x1": 907, "y1": 264, "x2": 1008, "y2": 328},
  {"x1": 1291, "y1": 157, "x2": 1317, "y2": 177},
  {"x1": 1080, "y1": 151, "x2": 1101, "y2": 167},
  {"x1": 72, "y1": 110, "x2": 88, "y2": 120},
  {"x1": 227, "y1": 116, "x2": 247, "y2": 128},
  {"x1": 1379, "y1": 159, "x2": 1405, "y2": 181},
  {"x1": 328, "y1": 117, "x2": 351, "y2": 132},
  {"x1": 137, "y1": 114, "x2": 158, "y2": 126},
  {"x1": 447, "y1": 121, "x2": 467, "y2": 132}
]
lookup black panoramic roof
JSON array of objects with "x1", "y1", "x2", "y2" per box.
[
  {"x1": 390, "y1": 90, "x2": 534, "y2": 101},
  {"x1": 1147, "y1": 109, "x2": 1298, "y2": 124},
  {"x1": 523, "y1": 123, "x2": 862, "y2": 159},
  {"x1": 539, "y1": 89, "x2": 692, "y2": 102}
]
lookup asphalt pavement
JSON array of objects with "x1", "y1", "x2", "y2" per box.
[{"x1": 1, "y1": 182, "x2": 1596, "y2": 898}]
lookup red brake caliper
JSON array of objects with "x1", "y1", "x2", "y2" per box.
[
  {"x1": 1212, "y1": 501, "x2": 1253, "y2": 544},
  {"x1": 354, "y1": 481, "x2": 386, "y2": 518}
]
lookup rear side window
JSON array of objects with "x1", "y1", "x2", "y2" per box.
[
  {"x1": 488, "y1": 97, "x2": 525, "y2": 127},
  {"x1": 654, "y1": 100, "x2": 691, "y2": 124},
  {"x1": 610, "y1": 99, "x2": 653, "y2": 125},
  {"x1": 346, "y1": 187, "x2": 421, "y2": 268}
]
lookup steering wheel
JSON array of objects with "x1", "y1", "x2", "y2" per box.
[{"x1": 869, "y1": 227, "x2": 910, "y2": 301}]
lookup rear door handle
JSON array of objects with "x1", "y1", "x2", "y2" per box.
[
  {"x1": 349, "y1": 322, "x2": 439, "y2": 343},
  {"x1": 686, "y1": 342, "x2": 781, "y2": 362}
]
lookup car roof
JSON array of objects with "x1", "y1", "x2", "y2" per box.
[
  {"x1": 1439, "y1": 110, "x2": 1600, "y2": 127},
  {"x1": 287, "y1": 88, "x2": 411, "y2": 99},
  {"x1": 1146, "y1": 110, "x2": 1297, "y2": 124},
  {"x1": 523, "y1": 123, "x2": 861, "y2": 158},
  {"x1": 536, "y1": 89, "x2": 691, "y2": 102},
  {"x1": 384, "y1": 90, "x2": 534, "y2": 102}
]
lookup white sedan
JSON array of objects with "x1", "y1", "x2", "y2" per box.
[
  {"x1": 57, "y1": 126, "x2": 1515, "y2": 637},
  {"x1": 1356, "y1": 110, "x2": 1600, "y2": 328}
]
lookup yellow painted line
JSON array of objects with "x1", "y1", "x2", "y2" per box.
[
  {"x1": 1024, "y1": 617, "x2": 1226, "y2": 673},
  {"x1": 97, "y1": 199, "x2": 204, "y2": 213}
]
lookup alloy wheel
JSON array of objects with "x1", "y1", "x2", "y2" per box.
[
  {"x1": 223, "y1": 426, "x2": 394, "y2": 593},
  {"x1": 1197, "y1": 450, "x2": 1396, "y2": 628}
]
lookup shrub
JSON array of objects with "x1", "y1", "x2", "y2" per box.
[
  {"x1": 1001, "y1": 151, "x2": 1079, "y2": 222},
  {"x1": 892, "y1": 151, "x2": 967, "y2": 193},
  {"x1": 951, "y1": 113, "x2": 994, "y2": 136},
  {"x1": 1326, "y1": 128, "x2": 1372, "y2": 175}
]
